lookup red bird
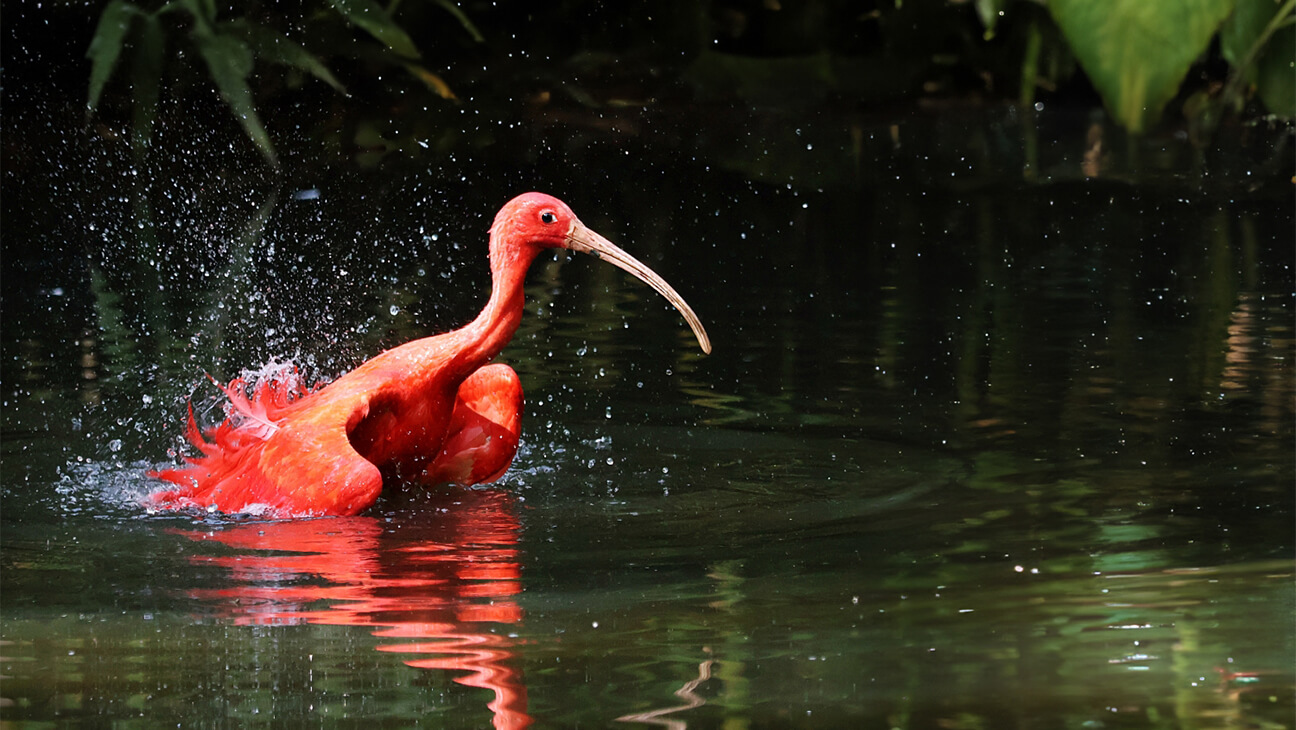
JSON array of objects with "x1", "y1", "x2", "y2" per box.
[{"x1": 148, "y1": 193, "x2": 711, "y2": 518}]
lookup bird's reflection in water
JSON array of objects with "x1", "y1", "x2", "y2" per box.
[{"x1": 176, "y1": 487, "x2": 531, "y2": 729}]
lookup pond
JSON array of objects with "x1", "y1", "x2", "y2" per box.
[{"x1": 3, "y1": 92, "x2": 1293, "y2": 728}]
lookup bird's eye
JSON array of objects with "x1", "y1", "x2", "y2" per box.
[{"x1": 540, "y1": 211, "x2": 556, "y2": 225}]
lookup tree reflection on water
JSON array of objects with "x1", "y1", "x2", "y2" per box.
[{"x1": 176, "y1": 487, "x2": 531, "y2": 729}]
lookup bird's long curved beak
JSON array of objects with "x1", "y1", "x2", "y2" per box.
[{"x1": 565, "y1": 220, "x2": 712, "y2": 354}]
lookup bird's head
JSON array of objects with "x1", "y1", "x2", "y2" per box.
[
  {"x1": 490, "y1": 192, "x2": 579, "y2": 250},
  {"x1": 491, "y1": 192, "x2": 712, "y2": 354}
]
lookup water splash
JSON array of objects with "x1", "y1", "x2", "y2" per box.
[{"x1": 53, "y1": 458, "x2": 158, "y2": 518}]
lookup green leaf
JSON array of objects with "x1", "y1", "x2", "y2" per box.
[
  {"x1": 1221, "y1": 0, "x2": 1296, "y2": 116},
  {"x1": 432, "y1": 0, "x2": 485, "y2": 43},
  {"x1": 160, "y1": 0, "x2": 216, "y2": 24},
  {"x1": 1254, "y1": 18, "x2": 1295, "y2": 115},
  {"x1": 86, "y1": 0, "x2": 140, "y2": 115},
  {"x1": 221, "y1": 19, "x2": 347, "y2": 94},
  {"x1": 1047, "y1": 0, "x2": 1239, "y2": 132},
  {"x1": 1221, "y1": 0, "x2": 1273, "y2": 67},
  {"x1": 327, "y1": 0, "x2": 421, "y2": 58},
  {"x1": 129, "y1": 12, "x2": 165, "y2": 153},
  {"x1": 191, "y1": 26, "x2": 278, "y2": 166},
  {"x1": 975, "y1": 0, "x2": 1010, "y2": 36}
]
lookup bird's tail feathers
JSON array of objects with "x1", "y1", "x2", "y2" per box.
[{"x1": 146, "y1": 365, "x2": 325, "y2": 517}]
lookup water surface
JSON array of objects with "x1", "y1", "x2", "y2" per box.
[{"x1": 3, "y1": 104, "x2": 1293, "y2": 728}]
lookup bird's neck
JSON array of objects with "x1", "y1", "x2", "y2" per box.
[{"x1": 453, "y1": 241, "x2": 541, "y2": 373}]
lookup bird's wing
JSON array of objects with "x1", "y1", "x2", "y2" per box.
[
  {"x1": 253, "y1": 393, "x2": 386, "y2": 516},
  {"x1": 420, "y1": 363, "x2": 523, "y2": 485},
  {"x1": 150, "y1": 386, "x2": 385, "y2": 518}
]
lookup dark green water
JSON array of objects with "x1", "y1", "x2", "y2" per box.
[{"x1": 3, "y1": 105, "x2": 1293, "y2": 728}]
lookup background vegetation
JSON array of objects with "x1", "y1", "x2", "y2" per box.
[{"x1": 69, "y1": 0, "x2": 1296, "y2": 166}]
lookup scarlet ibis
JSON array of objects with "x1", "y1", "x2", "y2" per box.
[{"x1": 148, "y1": 192, "x2": 711, "y2": 518}]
